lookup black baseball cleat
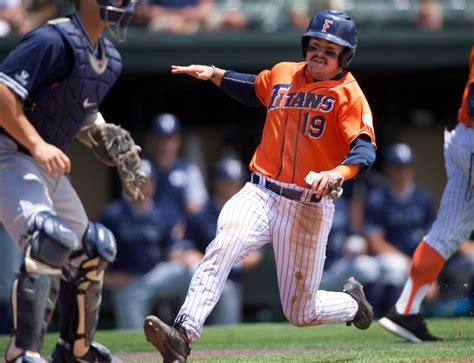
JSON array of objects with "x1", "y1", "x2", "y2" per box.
[
  {"x1": 379, "y1": 306, "x2": 442, "y2": 342},
  {"x1": 144, "y1": 315, "x2": 191, "y2": 363},
  {"x1": 49, "y1": 341, "x2": 122, "y2": 363},
  {"x1": 342, "y1": 277, "x2": 374, "y2": 330}
]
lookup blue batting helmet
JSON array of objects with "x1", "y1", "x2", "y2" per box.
[
  {"x1": 302, "y1": 10, "x2": 357, "y2": 68},
  {"x1": 97, "y1": 0, "x2": 136, "y2": 28}
]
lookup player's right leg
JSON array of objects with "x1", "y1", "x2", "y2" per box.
[
  {"x1": 144, "y1": 182, "x2": 272, "y2": 361},
  {"x1": 4, "y1": 212, "x2": 79, "y2": 363}
]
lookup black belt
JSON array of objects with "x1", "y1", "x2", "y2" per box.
[{"x1": 251, "y1": 174, "x2": 321, "y2": 203}]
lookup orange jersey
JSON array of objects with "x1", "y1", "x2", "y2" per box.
[
  {"x1": 249, "y1": 62, "x2": 376, "y2": 187},
  {"x1": 457, "y1": 46, "x2": 474, "y2": 127}
]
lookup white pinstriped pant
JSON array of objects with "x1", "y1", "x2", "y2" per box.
[
  {"x1": 177, "y1": 176, "x2": 358, "y2": 342},
  {"x1": 425, "y1": 123, "x2": 474, "y2": 259}
]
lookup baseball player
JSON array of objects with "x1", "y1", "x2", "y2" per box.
[
  {"x1": 144, "y1": 10, "x2": 377, "y2": 362},
  {"x1": 0, "y1": 0, "x2": 145, "y2": 362},
  {"x1": 379, "y1": 46, "x2": 474, "y2": 342}
]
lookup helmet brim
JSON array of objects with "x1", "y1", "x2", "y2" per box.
[{"x1": 302, "y1": 31, "x2": 355, "y2": 50}]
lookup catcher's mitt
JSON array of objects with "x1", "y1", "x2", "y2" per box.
[{"x1": 89, "y1": 124, "x2": 147, "y2": 200}]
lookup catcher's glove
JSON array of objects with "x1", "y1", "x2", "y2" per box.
[{"x1": 89, "y1": 124, "x2": 147, "y2": 200}]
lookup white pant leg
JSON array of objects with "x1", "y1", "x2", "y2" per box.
[
  {"x1": 177, "y1": 183, "x2": 272, "y2": 341},
  {"x1": 272, "y1": 197, "x2": 358, "y2": 326},
  {"x1": 425, "y1": 124, "x2": 474, "y2": 259}
]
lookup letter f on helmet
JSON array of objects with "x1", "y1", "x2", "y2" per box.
[{"x1": 321, "y1": 19, "x2": 333, "y2": 33}]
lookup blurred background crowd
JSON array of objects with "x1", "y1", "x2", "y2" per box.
[
  {"x1": 0, "y1": 0, "x2": 473, "y2": 333},
  {"x1": 1, "y1": 0, "x2": 474, "y2": 38},
  {"x1": 1, "y1": 112, "x2": 473, "y2": 333}
]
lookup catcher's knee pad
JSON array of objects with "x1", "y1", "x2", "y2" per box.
[
  {"x1": 7, "y1": 212, "x2": 79, "y2": 357},
  {"x1": 57, "y1": 222, "x2": 116, "y2": 358}
]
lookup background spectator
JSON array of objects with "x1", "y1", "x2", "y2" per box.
[
  {"x1": 416, "y1": 0, "x2": 443, "y2": 30},
  {"x1": 99, "y1": 159, "x2": 192, "y2": 329},
  {"x1": 319, "y1": 196, "x2": 379, "y2": 295},
  {"x1": 146, "y1": 113, "x2": 208, "y2": 217},
  {"x1": 364, "y1": 143, "x2": 436, "y2": 314},
  {"x1": 0, "y1": 0, "x2": 32, "y2": 36},
  {"x1": 134, "y1": 0, "x2": 214, "y2": 33}
]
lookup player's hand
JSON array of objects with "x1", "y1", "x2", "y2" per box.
[
  {"x1": 304, "y1": 170, "x2": 344, "y2": 199},
  {"x1": 171, "y1": 64, "x2": 214, "y2": 80},
  {"x1": 31, "y1": 141, "x2": 71, "y2": 176}
]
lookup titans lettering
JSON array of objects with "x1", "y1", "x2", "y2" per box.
[{"x1": 268, "y1": 84, "x2": 336, "y2": 112}]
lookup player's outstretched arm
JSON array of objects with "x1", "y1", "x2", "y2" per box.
[
  {"x1": 0, "y1": 83, "x2": 71, "y2": 176},
  {"x1": 171, "y1": 64, "x2": 225, "y2": 86}
]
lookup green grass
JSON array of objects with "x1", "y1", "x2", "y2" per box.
[{"x1": 2, "y1": 318, "x2": 474, "y2": 362}]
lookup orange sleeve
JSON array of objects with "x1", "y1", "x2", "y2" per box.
[
  {"x1": 332, "y1": 164, "x2": 360, "y2": 180},
  {"x1": 254, "y1": 69, "x2": 272, "y2": 106},
  {"x1": 338, "y1": 96, "x2": 376, "y2": 146}
]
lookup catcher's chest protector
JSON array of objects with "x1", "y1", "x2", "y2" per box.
[{"x1": 26, "y1": 15, "x2": 122, "y2": 152}]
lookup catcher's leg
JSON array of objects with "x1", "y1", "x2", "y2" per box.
[
  {"x1": 50, "y1": 221, "x2": 121, "y2": 363},
  {"x1": 5, "y1": 212, "x2": 79, "y2": 363}
]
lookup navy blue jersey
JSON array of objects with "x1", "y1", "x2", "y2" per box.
[
  {"x1": 97, "y1": 198, "x2": 175, "y2": 275},
  {"x1": 0, "y1": 13, "x2": 121, "y2": 150},
  {"x1": 153, "y1": 157, "x2": 200, "y2": 221},
  {"x1": 0, "y1": 22, "x2": 71, "y2": 99},
  {"x1": 364, "y1": 184, "x2": 434, "y2": 256}
]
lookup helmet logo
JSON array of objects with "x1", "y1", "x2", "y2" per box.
[{"x1": 321, "y1": 19, "x2": 334, "y2": 33}]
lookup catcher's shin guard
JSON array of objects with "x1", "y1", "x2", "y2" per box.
[
  {"x1": 52, "y1": 222, "x2": 118, "y2": 361},
  {"x1": 5, "y1": 212, "x2": 79, "y2": 362}
]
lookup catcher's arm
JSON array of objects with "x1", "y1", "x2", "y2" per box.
[{"x1": 77, "y1": 112, "x2": 147, "y2": 200}]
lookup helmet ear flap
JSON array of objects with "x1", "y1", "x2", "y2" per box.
[{"x1": 339, "y1": 47, "x2": 355, "y2": 68}]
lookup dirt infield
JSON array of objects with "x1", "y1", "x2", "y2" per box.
[{"x1": 117, "y1": 348, "x2": 329, "y2": 361}]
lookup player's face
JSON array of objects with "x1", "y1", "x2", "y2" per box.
[{"x1": 306, "y1": 38, "x2": 344, "y2": 80}]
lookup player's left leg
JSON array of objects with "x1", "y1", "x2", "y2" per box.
[
  {"x1": 380, "y1": 125, "x2": 474, "y2": 342},
  {"x1": 272, "y1": 197, "x2": 372, "y2": 329},
  {"x1": 49, "y1": 178, "x2": 121, "y2": 362},
  {"x1": 50, "y1": 221, "x2": 121, "y2": 363}
]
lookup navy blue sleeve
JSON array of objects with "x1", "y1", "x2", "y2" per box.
[
  {"x1": 220, "y1": 70, "x2": 263, "y2": 107},
  {"x1": 0, "y1": 25, "x2": 70, "y2": 99},
  {"x1": 342, "y1": 135, "x2": 376, "y2": 175},
  {"x1": 469, "y1": 84, "x2": 474, "y2": 119}
]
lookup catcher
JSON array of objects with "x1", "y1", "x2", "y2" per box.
[{"x1": 0, "y1": 0, "x2": 145, "y2": 361}]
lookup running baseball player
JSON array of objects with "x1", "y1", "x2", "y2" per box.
[
  {"x1": 144, "y1": 10, "x2": 377, "y2": 362},
  {"x1": 0, "y1": 0, "x2": 145, "y2": 362},
  {"x1": 379, "y1": 46, "x2": 474, "y2": 342}
]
